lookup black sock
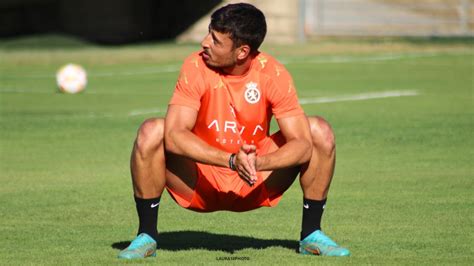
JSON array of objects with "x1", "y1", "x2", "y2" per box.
[
  {"x1": 300, "y1": 198, "x2": 327, "y2": 240},
  {"x1": 135, "y1": 196, "x2": 160, "y2": 241}
]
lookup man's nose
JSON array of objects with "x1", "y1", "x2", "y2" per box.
[{"x1": 201, "y1": 33, "x2": 211, "y2": 49}]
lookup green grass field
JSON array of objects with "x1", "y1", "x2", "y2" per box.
[{"x1": 0, "y1": 35, "x2": 473, "y2": 265}]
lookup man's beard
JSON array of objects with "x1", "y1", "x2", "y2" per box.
[{"x1": 202, "y1": 51, "x2": 237, "y2": 69}]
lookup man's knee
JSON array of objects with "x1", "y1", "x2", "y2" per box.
[
  {"x1": 307, "y1": 116, "x2": 335, "y2": 155},
  {"x1": 135, "y1": 118, "x2": 164, "y2": 157}
]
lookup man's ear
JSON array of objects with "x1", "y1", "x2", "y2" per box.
[{"x1": 236, "y1": 45, "x2": 251, "y2": 60}]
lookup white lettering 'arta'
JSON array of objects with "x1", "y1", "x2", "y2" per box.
[
  {"x1": 244, "y1": 82, "x2": 260, "y2": 104},
  {"x1": 207, "y1": 120, "x2": 264, "y2": 136}
]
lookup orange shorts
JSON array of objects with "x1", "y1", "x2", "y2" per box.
[{"x1": 166, "y1": 134, "x2": 287, "y2": 212}]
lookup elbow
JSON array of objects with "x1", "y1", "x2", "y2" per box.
[
  {"x1": 164, "y1": 130, "x2": 178, "y2": 154},
  {"x1": 300, "y1": 139, "x2": 313, "y2": 164},
  {"x1": 164, "y1": 127, "x2": 194, "y2": 156}
]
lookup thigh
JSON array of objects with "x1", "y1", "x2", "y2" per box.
[
  {"x1": 261, "y1": 131, "x2": 301, "y2": 200},
  {"x1": 165, "y1": 153, "x2": 198, "y2": 203}
]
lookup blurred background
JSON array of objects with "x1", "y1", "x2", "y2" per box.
[
  {"x1": 1, "y1": 0, "x2": 473, "y2": 44},
  {"x1": 0, "y1": 1, "x2": 473, "y2": 264}
]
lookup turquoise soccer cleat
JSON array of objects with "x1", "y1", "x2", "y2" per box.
[
  {"x1": 299, "y1": 230, "x2": 350, "y2": 257},
  {"x1": 117, "y1": 233, "x2": 157, "y2": 259}
]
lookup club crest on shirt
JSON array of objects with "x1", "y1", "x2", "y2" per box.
[{"x1": 244, "y1": 82, "x2": 260, "y2": 104}]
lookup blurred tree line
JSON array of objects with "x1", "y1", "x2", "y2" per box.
[{"x1": 0, "y1": 0, "x2": 221, "y2": 44}]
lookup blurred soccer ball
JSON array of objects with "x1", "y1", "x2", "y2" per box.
[{"x1": 56, "y1": 64, "x2": 87, "y2": 94}]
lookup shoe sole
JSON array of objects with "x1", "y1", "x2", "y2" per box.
[
  {"x1": 118, "y1": 248, "x2": 156, "y2": 259},
  {"x1": 299, "y1": 246, "x2": 321, "y2": 255}
]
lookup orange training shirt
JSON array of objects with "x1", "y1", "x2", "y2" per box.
[{"x1": 169, "y1": 51, "x2": 304, "y2": 154}]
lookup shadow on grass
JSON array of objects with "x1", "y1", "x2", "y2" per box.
[{"x1": 112, "y1": 230, "x2": 298, "y2": 254}]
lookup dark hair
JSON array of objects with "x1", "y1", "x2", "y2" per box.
[{"x1": 210, "y1": 3, "x2": 267, "y2": 53}]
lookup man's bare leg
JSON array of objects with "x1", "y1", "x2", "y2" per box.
[
  {"x1": 263, "y1": 116, "x2": 349, "y2": 256},
  {"x1": 130, "y1": 117, "x2": 199, "y2": 234},
  {"x1": 118, "y1": 118, "x2": 166, "y2": 259},
  {"x1": 299, "y1": 116, "x2": 335, "y2": 200},
  {"x1": 264, "y1": 116, "x2": 335, "y2": 203},
  {"x1": 298, "y1": 116, "x2": 349, "y2": 256},
  {"x1": 131, "y1": 118, "x2": 197, "y2": 200},
  {"x1": 297, "y1": 116, "x2": 338, "y2": 241},
  {"x1": 119, "y1": 118, "x2": 198, "y2": 259},
  {"x1": 131, "y1": 118, "x2": 166, "y2": 199}
]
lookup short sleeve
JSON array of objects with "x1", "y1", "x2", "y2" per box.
[
  {"x1": 267, "y1": 65, "x2": 304, "y2": 119},
  {"x1": 169, "y1": 54, "x2": 205, "y2": 110}
]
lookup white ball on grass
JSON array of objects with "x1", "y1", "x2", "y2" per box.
[{"x1": 56, "y1": 64, "x2": 87, "y2": 94}]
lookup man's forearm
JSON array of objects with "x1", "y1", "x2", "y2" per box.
[
  {"x1": 256, "y1": 138, "x2": 312, "y2": 171},
  {"x1": 165, "y1": 129, "x2": 230, "y2": 168}
]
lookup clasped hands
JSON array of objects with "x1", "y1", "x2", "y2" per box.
[{"x1": 232, "y1": 144, "x2": 258, "y2": 186}]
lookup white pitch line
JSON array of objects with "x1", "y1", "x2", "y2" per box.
[
  {"x1": 0, "y1": 90, "x2": 419, "y2": 120},
  {"x1": 0, "y1": 65, "x2": 180, "y2": 79},
  {"x1": 0, "y1": 88, "x2": 53, "y2": 94},
  {"x1": 89, "y1": 65, "x2": 180, "y2": 77},
  {"x1": 128, "y1": 108, "x2": 166, "y2": 116},
  {"x1": 298, "y1": 90, "x2": 419, "y2": 105},
  {"x1": 280, "y1": 53, "x2": 442, "y2": 65},
  {"x1": 2, "y1": 51, "x2": 469, "y2": 79},
  {"x1": 127, "y1": 90, "x2": 420, "y2": 117}
]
